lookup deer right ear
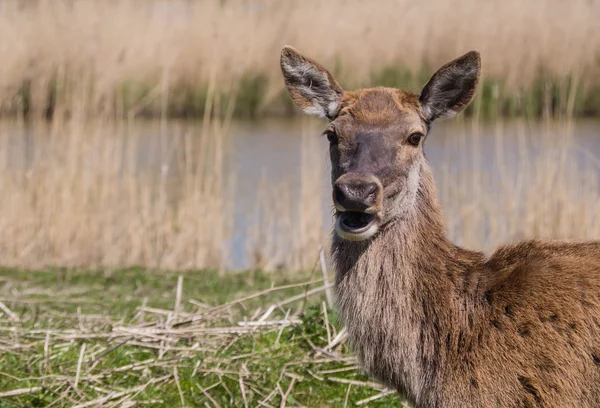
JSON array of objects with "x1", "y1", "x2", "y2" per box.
[{"x1": 280, "y1": 46, "x2": 344, "y2": 119}]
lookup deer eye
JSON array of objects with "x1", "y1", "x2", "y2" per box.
[
  {"x1": 408, "y1": 132, "x2": 423, "y2": 146},
  {"x1": 325, "y1": 130, "x2": 338, "y2": 144}
]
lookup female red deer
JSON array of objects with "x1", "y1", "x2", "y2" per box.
[{"x1": 280, "y1": 46, "x2": 600, "y2": 407}]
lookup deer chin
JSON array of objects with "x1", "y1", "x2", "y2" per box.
[{"x1": 335, "y1": 211, "x2": 378, "y2": 241}]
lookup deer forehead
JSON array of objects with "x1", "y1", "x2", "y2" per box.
[{"x1": 336, "y1": 87, "x2": 426, "y2": 133}]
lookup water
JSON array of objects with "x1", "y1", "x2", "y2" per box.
[{"x1": 1, "y1": 117, "x2": 599, "y2": 270}]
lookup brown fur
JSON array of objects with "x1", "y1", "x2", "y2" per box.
[
  {"x1": 280, "y1": 46, "x2": 600, "y2": 407},
  {"x1": 333, "y1": 169, "x2": 600, "y2": 407}
]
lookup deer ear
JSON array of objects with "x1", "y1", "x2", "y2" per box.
[
  {"x1": 419, "y1": 51, "x2": 481, "y2": 122},
  {"x1": 280, "y1": 46, "x2": 344, "y2": 119}
]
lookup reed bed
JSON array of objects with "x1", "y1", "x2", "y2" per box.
[
  {"x1": 0, "y1": 0, "x2": 599, "y2": 118},
  {"x1": 439, "y1": 119, "x2": 600, "y2": 251},
  {"x1": 246, "y1": 120, "x2": 327, "y2": 272},
  {"x1": 0, "y1": 114, "x2": 234, "y2": 270},
  {"x1": 0, "y1": 113, "x2": 599, "y2": 271},
  {"x1": 0, "y1": 113, "x2": 330, "y2": 271}
]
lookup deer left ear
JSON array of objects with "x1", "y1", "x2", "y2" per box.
[
  {"x1": 419, "y1": 51, "x2": 481, "y2": 122},
  {"x1": 280, "y1": 46, "x2": 344, "y2": 119}
]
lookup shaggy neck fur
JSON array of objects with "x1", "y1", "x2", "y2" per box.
[{"x1": 332, "y1": 162, "x2": 485, "y2": 407}]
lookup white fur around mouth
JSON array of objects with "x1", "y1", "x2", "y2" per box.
[{"x1": 335, "y1": 214, "x2": 379, "y2": 241}]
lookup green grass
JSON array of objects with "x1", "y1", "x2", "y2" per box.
[{"x1": 0, "y1": 268, "x2": 405, "y2": 407}]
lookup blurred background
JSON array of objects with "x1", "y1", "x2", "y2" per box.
[{"x1": 0, "y1": 0, "x2": 599, "y2": 272}]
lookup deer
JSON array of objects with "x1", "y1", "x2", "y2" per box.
[{"x1": 280, "y1": 46, "x2": 600, "y2": 408}]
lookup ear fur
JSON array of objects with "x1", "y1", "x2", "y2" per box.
[
  {"x1": 419, "y1": 51, "x2": 481, "y2": 122},
  {"x1": 280, "y1": 46, "x2": 344, "y2": 119}
]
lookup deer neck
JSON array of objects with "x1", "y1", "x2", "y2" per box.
[
  {"x1": 331, "y1": 163, "x2": 481, "y2": 401},
  {"x1": 332, "y1": 163, "x2": 456, "y2": 300}
]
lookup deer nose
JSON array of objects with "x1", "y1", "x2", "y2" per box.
[{"x1": 334, "y1": 176, "x2": 381, "y2": 212}]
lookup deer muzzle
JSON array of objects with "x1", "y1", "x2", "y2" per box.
[{"x1": 333, "y1": 173, "x2": 382, "y2": 241}]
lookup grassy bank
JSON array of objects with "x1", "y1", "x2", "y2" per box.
[
  {"x1": 0, "y1": 268, "x2": 403, "y2": 407},
  {"x1": 0, "y1": 0, "x2": 599, "y2": 119}
]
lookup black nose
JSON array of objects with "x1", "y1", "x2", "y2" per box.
[{"x1": 334, "y1": 179, "x2": 379, "y2": 212}]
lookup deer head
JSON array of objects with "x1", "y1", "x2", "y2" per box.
[{"x1": 280, "y1": 46, "x2": 481, "y2": 241}]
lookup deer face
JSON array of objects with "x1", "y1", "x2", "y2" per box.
[{"x1": 281, "y1": 47, "x2": 481, "y2": 241}]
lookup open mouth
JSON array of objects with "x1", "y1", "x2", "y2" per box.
[{"x1": 338, "y1": 211, "x2": 376, "y2": 234}]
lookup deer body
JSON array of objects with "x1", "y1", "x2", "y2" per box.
[
  {"x1": 334, "y1": 166, "x2": 600, "y2": 407},
  {"x1": 280, "y1": 46, "x2": 600, "y2": 407}
]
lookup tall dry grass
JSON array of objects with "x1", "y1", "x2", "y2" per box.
[
  {"x1": 0, "y1": 0, "x2": 598, "y2": 271},
  {"x1": 0, "y1": 113, "x2": 598, "y2": 271},
  {"x1": 0, "y1": 114, "x2": 235, "y2": 270},
  {"x1": 439, "y1": 119, "x2": 600, "y2": 252},
  {"x1": 0, "y1": 0, "x2": 599, "y2": 117},
  {"x1": 0, "y1": 105, "x2": 330, "y2": 271},
  {"x1": 246, "y1": 120, "x2": 327, "y2": 271}
]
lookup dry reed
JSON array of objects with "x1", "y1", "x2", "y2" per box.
[
  {"x1": 0, "y1": 114, "x2": 234, "y2": 270},
  {"x1": 0, "y1": 0, "x2": 598, "y2": 117},
  {"x1": 440, "y1": 118, "x2": 600, "y2": 251},
  {"x1": 0, "y1": 114, "x2": 598, "y2": 271},
  {"x1": 247, "y1": 119, "x2": 327, "y2": 271},
  {"x1": 0, "y1": 1, "x2": 598, "y2": 271}
]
